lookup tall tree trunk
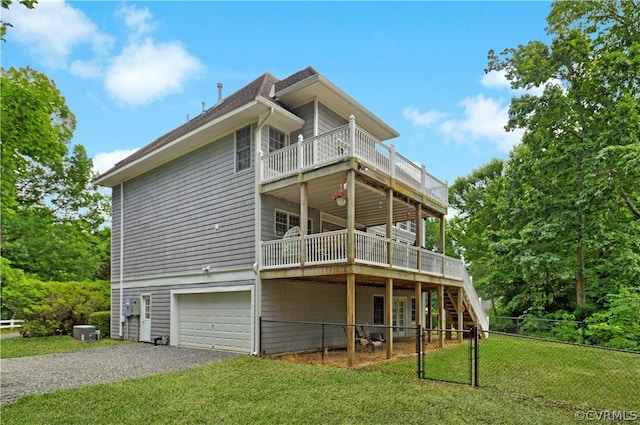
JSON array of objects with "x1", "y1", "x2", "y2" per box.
[{"x1": 576, "y1": 244, "x2": 586, "y2": 306}]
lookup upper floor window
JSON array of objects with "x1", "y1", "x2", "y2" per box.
[
  {"x1": 269, "y1": 127, "x2": 288, "y2": 153},
  {"x1": 395, "y1": 220, "x2": 416, "y2": 234},
  {"x1": 236, "y1": 126, "x2": 252, "y2": 172},
  {"x1": 275, "y1": 209, "x2": 312, "y2": 237}
]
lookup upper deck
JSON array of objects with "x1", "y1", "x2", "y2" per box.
[{"x1": 260, "y1": 116, "x2": 448, "y2": 218}]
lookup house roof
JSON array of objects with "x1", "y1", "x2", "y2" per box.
[{"x1": 95, "y1": 66, "x2": 398, "y2": 187}]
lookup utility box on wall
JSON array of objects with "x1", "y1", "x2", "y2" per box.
[{"x1": 124, "y1": 297, "x2": 140, "y2": 317}]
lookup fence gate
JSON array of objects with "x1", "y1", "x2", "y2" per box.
[{"x1": 418, "y1": 326, "x2": 478, "y2": 386}]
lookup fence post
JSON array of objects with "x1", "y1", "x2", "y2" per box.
[
  {"x1": 473, "y1": 326, "x2": 479, "y2": 387},
  {"x1": 416, "y1": 324, "x2": 422, "y2": 379},
  {"x1": 321, "y1": 323, "x2": 325, "y2": 365},
  {"x1": 258, "y1": 316, "x2": 262, "y2": 355}
]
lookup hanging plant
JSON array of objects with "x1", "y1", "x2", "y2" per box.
[{"x1": 331, "y1": 178, "x2": 348, "y2": 206}]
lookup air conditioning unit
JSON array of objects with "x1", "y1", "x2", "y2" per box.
[{"x1": 73, "y1": 325, "x2": 97, "y2": 342}]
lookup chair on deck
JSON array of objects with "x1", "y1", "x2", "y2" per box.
[{"x1": 282, "y1": 226, "x2": 301, "y2": 263}]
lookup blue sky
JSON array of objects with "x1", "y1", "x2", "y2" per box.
[{"x1": 3, "y1": 1, "x2": 552, "y2": 186}]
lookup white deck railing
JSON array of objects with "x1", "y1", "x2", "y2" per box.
[
  {"x1": 461, "y1": 271, "x2": 490, "y2": 337},
  {"x1": 306, "y1": 230, "x2": 347, "y2": 265},
  {"x1": 263, "y1": 229, "x2": 463, "y2": 278},
  {"x1": 261, "y1": 230, "x2": 487, "y2": 333},
  {"x1": 261, "y1": 117, "x2": 448, "y2": 207}
]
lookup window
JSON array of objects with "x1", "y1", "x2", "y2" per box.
[
  {"x1": 235, "y1": 126, "x2": 252, "y2": 171},
  {"x1": 373, "y1": 296, "x2": 384, "y2": 325},
  {"x1": 274, "y1": 210, "x2": 312, "y2": 237},
  {"x1": 269, "y1": 127, "x2": 287, "y2": 152},
  {"x1": 395, "y1": 220, "x2": 416, "y2": 234}
]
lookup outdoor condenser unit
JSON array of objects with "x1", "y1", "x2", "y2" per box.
[{"x1": 73, "y1": 325, "x2": 97, "y2": 342}]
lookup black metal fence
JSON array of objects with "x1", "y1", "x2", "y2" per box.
[
  {"x1": 260, "y1": 319, "x2": 420, "y2": 369},
  {"x1": 419, "y1": 328, "x2": 476, "y2": 385},
  {"x1": 260, "y1": 318, "x2": 640, "y2": 409},
  {"x1": 490, "y1": 315, "x2": 588, "y2": 343}
]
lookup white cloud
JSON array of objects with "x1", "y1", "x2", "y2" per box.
[
  {"x1": 7, "y1": 1, "x2": 202, "y2": 107},
  {"x1": 402, "y1": 107, "x2": 447, "y2": 126},
  {"x1": 404, "y1": 94, "x2": 523, "y2": 153},
  {"x1": 104, "y1": 38, "x2": 203, "y2": 107},
  {"x1": 117, "y1": 5, "x2": 154, "y2": 40},
  {"x1": 482, "y1": 69, "x2": 562, "y2": 97},
  {"x1": 439, "y1": 95, "x2": 523, "y2": 152},
  {"x1": 5, "y1": 0, "x2": 114, "y2": 69},
  {"x1": 481, "y1": 70, "x2": 511, "y2": 90},
  {"x1": 92, "y1": 148, "x2": 140, "y2": 175},
  {"x1": 70, "y1": 59, "x2": 103, "y2": 79}
]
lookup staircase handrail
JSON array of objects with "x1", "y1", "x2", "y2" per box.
[{"x1": 461, "y1": 269, "x2": 489, "y2": 337}]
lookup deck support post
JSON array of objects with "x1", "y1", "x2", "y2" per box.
[
  {"x1": 385, "y1": 278, "x2": 393, "y2": 359},
  {"x1": 458, "y1": 287, "x2": 464, "y2": 341},
  {"x1": 386, "y1": 189, "x2": 394, "y2": 267},
  {"x1": 300, "y1": 182, "x2": 308, "y2": 265},
  {"x1": 347, "y1": 169, "x2": 356, "y2": 263},
  {"x1": 416, "y1": 204, "x2": 423, "y2": 271},
  {"x1": 416, "y1": 282, "x2": 423, "y2": 330},
  {"x1": 347, "y1": 273, "x2": 356, "y2": 367},
  {"x1": 438, "y1": 285, "x2": 445, "y2": 348},
  {"x1": 439, "y1": 215, "x2": 446, "y2": 275},
  {"x1": 427, "y1": 289, "x2": 432, "y2": 342}
]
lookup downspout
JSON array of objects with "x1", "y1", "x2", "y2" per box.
[
  {"x1": 254, "y1": 106, "x2": 274, "y2": 355},
  {"x1": 119, "y1": 182, "x2": 124, "y2": 337}
]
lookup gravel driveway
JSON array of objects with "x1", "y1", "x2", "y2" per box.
[{"x1": 1, "y1": 343, "x2": 240, "y2": 406}]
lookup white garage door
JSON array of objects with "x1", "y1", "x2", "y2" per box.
[{"x1": 176, "y1": 291, "x2": 252, "y2": 352}]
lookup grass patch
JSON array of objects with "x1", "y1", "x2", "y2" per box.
[
  {"x1": 0, "y1": 335, "x2": 130, "y2": 359},
  {"x1": 367, "y1": 334, "x2": 640, "y2": 411},
  {"x1": 1, "y1": 335, "x2": 637, "y2": 424},
  {"x1": 2, "y1": 356, "x2": 579, "y2": 425},
  {"x1": 479, "y1": 334, "x2": 640, "y2": 410}
]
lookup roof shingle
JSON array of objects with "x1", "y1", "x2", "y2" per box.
[{"x1": 101, "y1": 68, "x2": 311, "y2": 176}]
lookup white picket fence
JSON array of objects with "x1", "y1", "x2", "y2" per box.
[{"x1": 0, "y1": 319, "x2": 25, "y2": 329}]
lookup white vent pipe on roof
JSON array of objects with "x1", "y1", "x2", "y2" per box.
[{"x1": 217, "y1": 82, "x2": 223, "y2": 105}]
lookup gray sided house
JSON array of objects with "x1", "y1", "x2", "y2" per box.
[{"x1": 95, "y1": 67, "x2": 488, "y2": 358}]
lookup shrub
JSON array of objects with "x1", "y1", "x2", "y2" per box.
[
  {"x1": 584, "y1": 288, "x2": 640, "y2": 350},
  {"x1": 1, "y1": 263, "x2": 110, "y2": 337},
  {"x1": 89, "y1": 311, "x2": 111, "y2": 338}
]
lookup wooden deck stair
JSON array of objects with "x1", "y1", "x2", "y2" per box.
[{"x1": 444, "y1": 288, "x2": 481, "y2": 334}]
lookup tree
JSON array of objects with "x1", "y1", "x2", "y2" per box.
[
  {"x1": 1, "y1": 67, "x2": 74, "y2": 217},
  {"x1": 1, "y1": 67, "x2": 110, "y2": 281},
  {"x1": 486, "y1": 0, "x2": 640, "y2": 309},
  {"x1": 448, "y1": 159, "x2": 508, "y2": 314}
]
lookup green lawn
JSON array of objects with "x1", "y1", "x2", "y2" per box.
[
  {"x1": 1, "y1": 336, "x2": 638, "y2": 425},
  {"x1": 365, "y1": 334, "x2": 640, "y2": 411},
  {"x1": 0, "y1": 335, "x2": 130, "y2": 359}
]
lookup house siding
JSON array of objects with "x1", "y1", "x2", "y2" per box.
[
  {"x1": 111, "y1": 279, "x2": 254, "y2": 342},
  {"x1": 260, "y1": 195, "x2": 321, "y2": 242},
  {"x1": 112, "y1": 131, "x2": 256, "y2": 281},
  {"x1": 111, "y1": 186, "x2": 122, "y2": 280},
  {"x1": 260, "y1": 280, "x2": 415, "y2": 354},
  {"x1": 291, "y1": 102, "x2": 314, "y2": 140},
  {"x1": 317, "y1": 102, "x2": 347, "y2": 134}
]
